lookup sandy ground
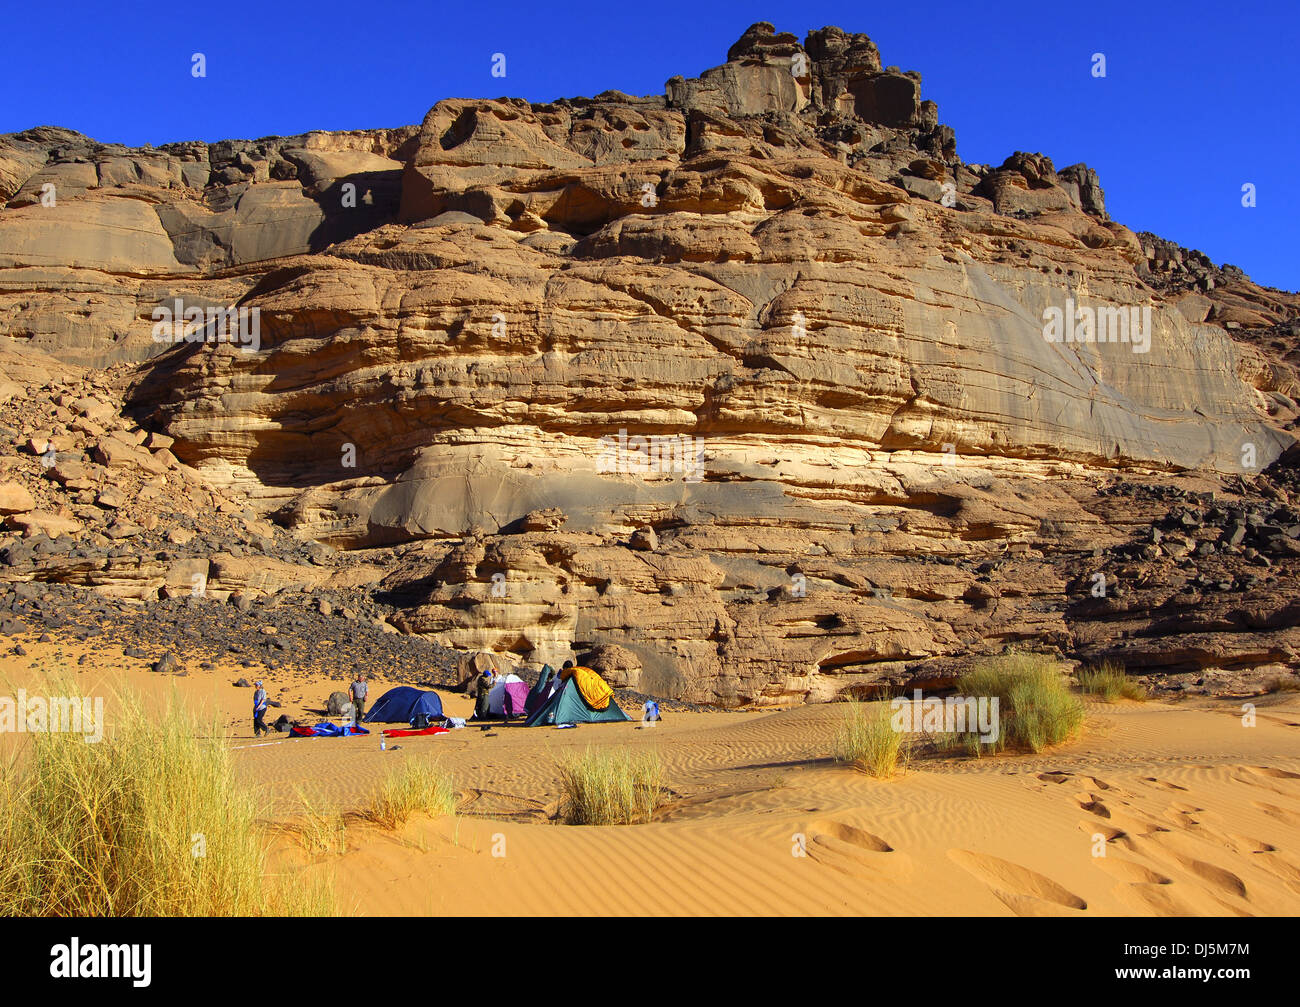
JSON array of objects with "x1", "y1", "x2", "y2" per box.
[{"x1": 4, "y1": 636, "x2": 1300, "y2": 916}]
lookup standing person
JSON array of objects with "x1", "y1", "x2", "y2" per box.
[
  {"x1": 545, "y1": 662, "x2": 569, "y2": 701},
  {"x1": 475, "y1": 665, "x2": 496, "y2": 730},
  {"x1": 252, "y1": 680, "x2": 269, "y2": 737},
  {"x1": 350, "y1": 674, "x2": 369, "y2": 726}
]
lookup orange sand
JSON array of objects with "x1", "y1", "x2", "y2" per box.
[{"x1": 4, "y1": 637, "x2": 1300, "y2": 916}]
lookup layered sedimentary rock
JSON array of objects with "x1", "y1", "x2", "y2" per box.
[
  {"x1": 3, "y1": 23, "x2": 1300, "y2": 704},
  {"x1": 0, "y1": 125, "x2": 416, "y2": 366}
]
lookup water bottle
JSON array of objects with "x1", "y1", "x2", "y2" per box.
[{"x1": 380, "y1": 735, "x2": 386, "y2": 751}]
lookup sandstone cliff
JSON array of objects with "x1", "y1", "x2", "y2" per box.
[{"x1": 3, "y1": 23, "x2": 1299, "y2": 704}]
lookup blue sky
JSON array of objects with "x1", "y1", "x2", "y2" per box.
[{"x1": 6, "y1": 0, "x2": 1296, "y2": 289}]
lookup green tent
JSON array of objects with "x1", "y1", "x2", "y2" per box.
[{"x1": 523, "y1": 677, "x2": 631, "y2": 727}]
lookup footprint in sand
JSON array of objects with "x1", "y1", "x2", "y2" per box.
[
  {"x1": 1078, "y1": 775, "x2": 1121, "y2": 794},
  {"x1": 948, "y1": 849, "x2": 1087, "y2": 916},
  {"x1": 1074, "y1": 794, "x2": 1169, "y2": 837},
  {"x1": 1252, "y1": 801, "x2": 1300, "y2": 825},
  {"x1": 1164, "y1": 807, "x2": 1202, "y2": 829},
  {"x1": 1173, "y1": 857, "x2": 1249, "y2": 899},
  {"x1": 1075, "y1": 792, "x2": 1111, "y2": 818},
  {"x1": 1141, "y1": 834, "x2": 1250, "y2": 900},
  {"x1": 1079, "y1": 821, "x2": 1132, "y2": 847},
  {"x1": 1241, "y1": 766, "x2": 1300, "y2": 780},
  {"x1": 1105, "y1": 833, "x2": 1255, "y2": 912},
  {"x1": 1225, "y1": 833, "x2": 1277, "y2": 854},
  {"x1": 1040, "y1": 771, "x2": 1123, "y2": 796},
  {"x1": 1093, "y1": 856, "x2": 1173, "y2": 885},
  {"x1": 805, "y1": 818, "x2": 902, "y2": 879},
  {"x1": 1231, "y1": 767, "x2": 1300, "y2": 796}
]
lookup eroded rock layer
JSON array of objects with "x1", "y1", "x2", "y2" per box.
[{"x1": 3, "y1": 23, "x2": 1299, "y2": 704}]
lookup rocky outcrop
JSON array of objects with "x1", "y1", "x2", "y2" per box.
[
  {"x1": 0, "y1": 126, "x2": 417, "y2": 366},
  {"x1": 2, "y1": 23, "x2": 1299, "y2": 705}
]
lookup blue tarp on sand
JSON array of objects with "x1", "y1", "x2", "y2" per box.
[{"x1": 290, "y1": 722, "x2": 370, "y2": 737}]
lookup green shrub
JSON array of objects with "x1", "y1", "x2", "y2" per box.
[{"x1": 957, "y1": 652, "x2": 1085, "y2": 754}]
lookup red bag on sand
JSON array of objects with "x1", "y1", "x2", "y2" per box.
[{"x1": 381, "y1": 726, "x2": 450, "y2": 738}]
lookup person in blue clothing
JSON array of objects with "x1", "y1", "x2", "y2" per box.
[{"x1": 252, "y1": 680, "x2": 269, "y2": 737}]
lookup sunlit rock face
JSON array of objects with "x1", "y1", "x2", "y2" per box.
[{"x1": 4, "y1": 23, "x2": 1299, "y2": 704}]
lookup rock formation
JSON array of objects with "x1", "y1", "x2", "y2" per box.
[{"x1": 3, "y1": 22, "x2": 1299, "y2": 704}]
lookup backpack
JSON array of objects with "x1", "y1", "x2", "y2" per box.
[{"x1": 410, "y1": 711, "x2": 431, "y2": 730}]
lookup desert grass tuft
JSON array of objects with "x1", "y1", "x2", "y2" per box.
[
  {"x1": 957, "y1": 652, "x2": 1086, "y2": 754},
  {"x1": 559, "y1": 747, "x2": 665, "y2": 825},
  {"x1": 0, "y1": 681, "x2": 332, "y2": 917},
  {"x1": 833, "y1": 702, "x2": 908, "y2": 778},
  {"x1": 367, "y1": 756, "x2": 456, "y2": 830},
  {"x1": 929, "y1": 730, "x2": 987, "y2": 759},
  {"x1": 1077, "y1": 662, "x2": 1148, "y2": 702},
  {"x1": 292, "y1": 787, "x2": 348, "y2": 856}
]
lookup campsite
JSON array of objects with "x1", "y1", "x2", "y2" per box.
[{"x1": 4, "y1": 633, "x2": 1300, "y2": 917}]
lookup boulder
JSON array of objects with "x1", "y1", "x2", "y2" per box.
[
  {"x1": 5, "y1": 510, "x2": 82, "y2": 539},
  {"x1": 629, "y1": 526, "x2": 659, "y2": 552},
  {"x1": 326, "y1": 691, "x2": 353, "y2": 718},
  {"x1": 0, "y1": 482, "x2": 35, "y2": 515},
  {"x1": 581, "y1": 643, "x2": 643, "y2": 689}
]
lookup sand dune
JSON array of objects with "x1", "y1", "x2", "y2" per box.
[{"x1": 4, "y1": 638, "x2": 1300, "y2": 916}]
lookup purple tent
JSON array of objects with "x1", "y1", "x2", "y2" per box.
[{"x1": 487, "y1": 675, "x2": 530, "y2": 716}]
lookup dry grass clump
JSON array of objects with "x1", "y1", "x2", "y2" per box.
[
  {"x1": 833, "y1": 702, "x2": 909, "y2": 778},
  {"x1": 957, "y1": 652, "x2": 1086, "y2": 754},
  {"x1": 292, "y1": 787, "x2": 348, "y2": 856},
  {"x1": 367, "y1": 756, "x2": 456, "y2": 830},
  {"x1": 1077, "y1": 662, "x2": 1149, "y2": 702},
  {"x1": 0, "y1": 683, "x2": 332, "y2": 916},
  {"x1": 559, "y1": 748, "x2": 665, "y2": 825}
]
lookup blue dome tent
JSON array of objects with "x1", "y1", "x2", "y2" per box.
[{"x1": 363, "y1": 686, "x2": 444, "y2": 725}]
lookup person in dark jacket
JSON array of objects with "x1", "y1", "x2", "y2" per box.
[
  {"x1": 474, "y1": 667, "x2": 496, "y2": 729},
  {"x1": 252, "y1": 680, "x2": 269, "y2": 737}
]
